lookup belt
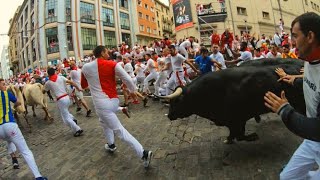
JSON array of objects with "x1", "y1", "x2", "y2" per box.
[{"x1": 57, "y1": 94, "x2": 68, "y2": 101}]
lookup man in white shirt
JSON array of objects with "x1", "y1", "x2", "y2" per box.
[
  {"x1": 81, "y1": 45, "x2": 152, "y2": 168},
  {"x1": 210, "y1": 44, "x2": 227, "y2": 71},
  {"x1": 178, "y1": 36, "x2": 194, "y2": 59},
  {"x1": 166, "y1": 45, "x2": 198, "y2": 95},
  {"x1": 143, "y1": 53, "x2": 158, "y2": 95},
  {"x1": 69, "y1": 60, "x2": 92, "y2": 117},
  {"x1": 273, "y1": 32, "x2": 282, "y2": 46},
  {"x1": 266, "y1": 44, "x2": 282, "y2": 58},
  {"x1": 226, "y1": 41, "x2": 253, "y2": 66},
  {"x1": 44, "y1": 68, "x2": 83, "y2": 137}
]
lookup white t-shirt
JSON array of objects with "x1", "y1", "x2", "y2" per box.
[
  {"x1": 146, "y1": 58, "x2": 156, "y2": 73},
  {"x1": 210, "y1": 52, "x2": 227, "y2": 70},
  {"x1": 44, "y1": 76, "x2": 68, "y2": 98},
  {"x1": 237, "y1": 51, "x2": 253, "y2": 66},
  {"x1": 179, "y1": 40, "x2": 191, "y2": 49},
  {"x1": 134, "y1": 63, "x2": 146, "y2": 77},
  {"x1": 69, "y1": 69, "x2": 82, "y2": 90},
  {"x1": 164, "y1": 56, "x2": 173, "y2": 74},
  {"x1": 266, "y1": 52, "x2": 282, "y2": 58},
  {"x1": 171, "y1": 53, "x2": 186, "y2": 71},
  {"x1": 124, "y1": 63, "x2": 135, "y2": 77}
]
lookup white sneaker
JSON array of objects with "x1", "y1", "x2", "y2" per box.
[{"x1": 105, "y1": 144, "x2": 117, "y2": 153}]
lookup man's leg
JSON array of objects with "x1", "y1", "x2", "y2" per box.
[
  {"x1": 5, "y1": 123, "x2": 43, "y2": 178},
  {"x1": 57, "y1": 97, "x2": 82, "y2": 135},
  {"x1": 8, "y1": 142, "x2": 19, "y2": 169},
  {"x1": 280, "y1": 140, "x2": 317, "y2": 180}
]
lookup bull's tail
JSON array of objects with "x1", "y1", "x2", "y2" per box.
[{"x1": 36, "y1": 83, "x2": 48, "y2": 106}]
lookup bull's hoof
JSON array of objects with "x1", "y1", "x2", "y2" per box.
[
  {"x1": 223, "y1": 139, "x2": 234, "y2": 144},
  {"x1": 244, "y1": 133, "x2": 259, "y2": 141},
  {"x1": 33, "y1": 114, "x2": 36, "y2": 117}
]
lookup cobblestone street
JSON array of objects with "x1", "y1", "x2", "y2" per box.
[{"x1": 0, "y1": 96, "x2": 302, "y2": 180}]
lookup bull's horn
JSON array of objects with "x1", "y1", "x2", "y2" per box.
[{"x1": 156, "y1": 87, "x2": 183, "y2": 99}]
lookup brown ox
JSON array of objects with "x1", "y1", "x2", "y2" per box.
[
  {"x1": 23, "y1": 83, "x2": 53, "y2": 123},
  {"x1": 7, "y1": 84, "x2": 31, "y2": 131}
]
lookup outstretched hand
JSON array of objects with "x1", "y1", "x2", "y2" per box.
[{"x1": 264, "y1": 91, "x2": 288, "y2": 113}]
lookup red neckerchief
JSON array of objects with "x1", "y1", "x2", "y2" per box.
[
  {"x1": 71, "y1": 66, "x2": 77, "y2": 70},
  {"x1": 49, "y1": 74, "x2": 58, "y2": 82},
  {"x1": 305, "y1": 47, "x2": 320, "y2": 61},
  {"x1": 271, "y1": 51, "x2": 278, "y2": 57}
]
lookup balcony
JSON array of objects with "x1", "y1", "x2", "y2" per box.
[{"x1": 197, "y1": 3, "x2": 227, "y2": 23}]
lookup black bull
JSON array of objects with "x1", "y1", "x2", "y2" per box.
[{"x1": 165, "y1": 58, "x2": 305, "y2": 143}]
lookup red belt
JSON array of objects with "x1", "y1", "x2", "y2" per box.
[{"x1": 57, "y1": 94, "x2": 68, "y2": 101}]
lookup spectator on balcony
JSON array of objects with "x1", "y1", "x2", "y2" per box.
[
  {"x1": 218, "y1": 0, "x2": 226, "y2": 13},
  {"x1": 210, "y1": 29, "x2": 220, "y2": 47}
]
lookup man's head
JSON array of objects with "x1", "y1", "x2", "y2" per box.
[
  {"x1": 69, "y1": 59, "x2": 76, "y2": 67},
  {"x1": 291, "y1": 12, "x2": 320, "y2": 59},
  {"x1": 145, "y1": 53, "x2": 151, "y2": 60},
  {"x1": 200, "y1": 47, "x2": 209, "y2": 57},
  {"x1": 169, "y1": 45, "x2": 176, "y2": 56},
  {"x1": 211, "y1": 44, "x2": 219, "y2": 54},
  {"x1": 240, "y1": 42, "x2": 248, "y2": 51},
  {"x1": 47, "y1": 68, "x2": 56, "y2": 76},
  {"x1": 270, "y1": 43, "x2": 278, "y2": 52},
  {"x1": 93, "y1": 45, "x2": 109, "y2": 60},
  {"x1": 282, "y1": 44, "x2": 290, "y2": 53},
  {"x1": 0, "y1": 78, "x2": 6, "y2": 91}
]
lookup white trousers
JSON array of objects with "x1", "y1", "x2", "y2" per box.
[
  {"x1": 136, "y1": 76, "x2": 145, "y2": 91},
  {"x1": 0, "y1": 123, "x2": 42, "y2": 178},
  {"x1": 96, "y1": 98, "x2": 144, "y2": 158},
  {"x1": 280, "y1": 140, "x2": 320, "y2": 180},
  {"x1": 178, "y1": 47, "x2": 188, "y2": 59},
  {"x1": 57, "y1": 96, "x2": 81, "y2": 133},
  {"x1": 143, "y1": 71, "x2": 158, "y2": 93},
  {"x1": 154, "y1": 71, "x2": 167, "y2": 96},
  {"x1": 166, "y1": 71, "x2": 185, "y2": 95}
]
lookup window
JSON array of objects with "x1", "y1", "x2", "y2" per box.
[
  {"x1": 26, "y1": 45, "x2": 31, "y2": 66},
  {"x1": 104, "y1": 31, "x2": 116, "y2": 49},
  {"x1": 138, "y1": 0, "x2": 142, "y2": 6},
  {"x1": 31, "y1": 13, "x2": 35, "y2": 36},
  {"x1": 80, "y1": 2, "x2": 95, "y2": 24},
  {"x1": 151, "y1": 7, "x2": 154, "y2": 12},
  {"x1": 262, "y1": 12, "x2": 270, "y2": 19},
  {"x1": 120, "y1": 0, "x2": 128, "y2": 9},
  {"x1": 45, "y1": 0, "x2": 58, "y2": 23},
  {"x1": 67, "y1": 27, "x2": 73, "y2": 51},
  {"x1": 305, "y1": 0, "x2": 308, "y2": 5},
  {"x1": 153, "y1": 29, "x2": 156, "y2": 35},
  {"x1": 24, "y1": 23, "x2": 28, "y2": 41},
  {"x1": 102, "y1": 8, "x2": 114, "y2": 27},
  {"x1": 237, "y1": 7, "x2": 247, "y2": 15},
  {"x1": 140, "y1": 25, "x2": 144, "y2": 31},
  {"x1": 120, "y1": 12, "x2": 130, "y2": 30},
  {"x1": 156, "y1": 11, "x2": 159, "y2": 17},
  {"x1": 159, "y1": 31, "x2": 161, "y2": 36},
  {"x1": 311, "y1": 2, "x2": 314, "y2": 8},
  {"x1": 32, "y1": 39, "x2": 36, "y2": 62},
  {"x1": 121, "y1": 33, "x2": 130, "y2": 45},
  {"x1": 103, "y1": 0, "x2": 113, "y2": 4},
  {"x1": 157, "y1": 21, "x2": 160, "y2": 27},
  {"x1": 24, "y1": 6, "x2": 29, "y2": 21},
  {"x1": 161, "y1": 7, "x2": 163, "y2": 12},
  {"x1": 146, "y1": 15, "x2": 149, "y2": 20},
  {"x1": 31, "y1": 0, "x2": 34, "y2": 10},
  {"x1": 152, "y1": 17, "x2": 155, "y2": 22},
  {"x1": 139, "y1": 12, "x2": 143, "y2": 18},
  {"x1": 145, "y1": 4, "x2": 148, "y2": 9},
  {"x1": 46, "y1": 28, "x2": 59, "y2": 54},
  {"x1": 81, "y1": 28, "x2": 97, "y2": 50},
  {"x1": 66, "y1": 0, "x2": 71, "y2": 21},
  {"x1": 147, "y1": 27, "x2": 151, "y2": 33}
]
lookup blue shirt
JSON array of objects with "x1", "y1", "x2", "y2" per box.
[
  {"x1": 195, "y1": 56, "x2": 213, "y2": 74},
  {"x1": 0, "y1": 91, "x2": 17, "y2": 125}
]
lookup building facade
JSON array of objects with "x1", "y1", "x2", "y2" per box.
[
  {"x1": 155, "y1": 0, "x2": 173, "y2": 38},
  {"x1": 1, "y1": 45, "x2": 12, "y2": 80},
  {"x1": 172, "y1": 0, "x2": 320, "y2": 47},
  {"x1": 8, "y1": 0, "x2": 133, "y2": 73}
]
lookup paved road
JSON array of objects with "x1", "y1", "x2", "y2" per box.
[{"x1": 0, "y1": 96, "x2": 302, "y2": 180}]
